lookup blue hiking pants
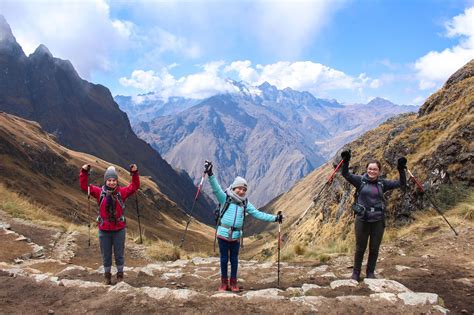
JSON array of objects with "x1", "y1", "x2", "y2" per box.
[{"x1": 99, "y1": 228, "x2": 126, "y2": 273}]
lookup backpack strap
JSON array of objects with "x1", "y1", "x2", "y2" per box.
[
  {"x1": 98, "y1": 186, "x2": 125, "y2": 223},
  {"x1": 352, "y1": 178, "x2": 385, "y2": 219}
]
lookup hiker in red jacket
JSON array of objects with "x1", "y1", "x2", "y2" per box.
[{"x1": 80, "y1": 164, "x2": 140, "y2": 285}]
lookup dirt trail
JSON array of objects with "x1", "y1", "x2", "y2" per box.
[{"x1": 0, "y1": 210, "x2": 472, "y2": 314}]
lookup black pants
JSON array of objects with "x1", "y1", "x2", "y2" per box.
[{"x1": 353, "y1": 219, "x2": 384, "y2": 273}]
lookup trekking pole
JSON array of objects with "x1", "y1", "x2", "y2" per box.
[
  {"x1": 179, "y1": 171, "x2": 207, "y2": 248},
  {"x1": 87, "y1": 185, "x2": 91, "y2": 247},
  {"x1": 294, "y1": 159, "x2": 345, "y2": 226},
  {"x1": 130, "y1": 165, "x2": 143, "y2": 244},
  {"x1": 277, "y1": 220, "x2": 281, "y2": 288},
  {"x1": 407, "y1": 168, "x2": 458, "y2": 236}
]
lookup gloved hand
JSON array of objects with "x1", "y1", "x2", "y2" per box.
[
  {"x1": 341, "y1": 150, "x2": 351, "y2": 163},
  {"x1": 275, "y1": 211, "x2": 283, "y2": 224},
  {"x1": 204, "y1": 160, "x2": 213, "y2": 176},
  {"x1": 82, "y1": 164, "x2": 91, "y2": 173},
  {"x1": 129, "y1": 163, "x2": 138, "y2": 173},
  {"x1": 397, "y1": 157, "x2": 407, "y2": 171}
]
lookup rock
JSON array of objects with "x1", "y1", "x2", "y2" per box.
[
  {"x1": 191, "y1": 257, "x2": 220, "y2": 265},
  {"x1": 0, "y1": 222, "x2": 11, "y2": 229},
  {"x1": 32, "y1": 274, "x2": 49, "y2": 282},
  {"x1": 290, "y1": 296, "x2": 329, "y2": 311},
  {"x1": 160, "y1": 271, "x2": 183, "y2": 280},
  {"x1": 142, "y1": 287, "x2": 172, "y2": 300},
  {"x1": 397, "y1": 292, "x2": 439, "y2": 306},
  {"x1": 395, "y1": 265, "x2": 412, "y2": 272},
  {"x1": 432, "y1": 305, "x2": 449, "y2": 314},
  {"x1": 302, "y1": 283, "x2": 321, "y2": 293},
  {"x1": 108, "y1": 281, "x2": 134, "y2": 293},
  {"x1": 167, "y1": 260, "x2": 188, "y2": 268},
  {"x1": 330, "y1": 279, "x2": 358, "y2": 289},
  {"x1": 244, "y1": 288, "x2": 284, "y2": 300},
  {"x1": 60, "y1": 279, "x2": 106, "y2": 289},
  {"x1": 364, "y1": 279, "x2": 412, "y2": 293},
  {"x1": 257, "y1": 275, "x2": 277, "y2": 284},
  {"x1": 257, "y1": 262, "x2": 274, "y2": 268},
  {"x1": 211, "y1": 292, "x2": 241, "y2": 299},
  {"x1": 31, "y1": 245, "x2": 44, "y2": 258},
  {"x1": 48, "y1": 310, "x2": 54, "y2": 314},
  {"x1": 320, "y1": 272, "x2": 336, "y2": 278},
  {"x1": 336, "y1": 295, "x2": 365, "y2": 302},
  {"x1": 57, "y1": 265, "x2": 87, "y2": 276},
  {"x1": 171, "y1": 289, "x2": 200, "y2": 300},
  {"x1": 138, "y1": 264, "x2": 165, "y2": 277},
  {"x1": 286, "y1": 287, "x2": 303, "y2": 295},
  {"x1": 370, "y1": 293, "x2": 398, "y2": 303},
  {"x1": 15, "y1": 236, "x2": 28, "y2": 242},
  {"x1": 308, "y1": 265, "x2": 329, "y2": 275},
  {"x1": 13, "y1": 258, "x2": 24, "y2": 264}
]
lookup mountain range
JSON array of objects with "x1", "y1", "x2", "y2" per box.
[
  {"x1": 118, "y1": 81, "x2": 418, "y2": 206},
  {"x1": 0, "y1": 15, "x2": 214, "y2": 224}
]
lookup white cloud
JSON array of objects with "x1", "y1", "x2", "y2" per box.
[
  {"x1": 120, "y1": 62, "x2": 236, "y2": 99},
  {"x1": 415, "y1": 7, "x2": 474, "y2": 90},
  {"x1": 0, "y1": 0, "x2": 200, "y2": 79},
  {"x1": 0, "y1": 0, "x2": 133, "y2": 78},
  {"x1": 254, "y1": 0, "x2": 347, "y2": 58},
  {"x1": 121, "y1": 60, "x2": 381, "y2": 100}
]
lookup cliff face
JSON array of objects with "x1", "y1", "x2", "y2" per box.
[{"x1": 0, "y1": 16, "x2": 214, "y2": 224}]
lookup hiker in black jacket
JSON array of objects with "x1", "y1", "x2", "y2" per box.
[{"x1": 341, "y1": 150, "x2": 407, "y2": 281}]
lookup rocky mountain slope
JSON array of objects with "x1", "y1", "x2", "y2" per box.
[
  {"x1": 0, "y1": 112, "x2": 214, "y2": 251},
  {"x1": 0, "y1": 15, "x2": 214, "y2": 224},
  {"x1": 130, "y1": 82, "x2": 417, "y2": 206},
  {"x1": 246, "y1": 59, "x2": 473, "y2": 253}
]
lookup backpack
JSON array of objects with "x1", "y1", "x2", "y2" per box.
[
  {"x1": 213, "y1": 193, "x2": 248, "y2": 250},
  {"x1": 97, "y1": 185, "x2": 126, "y2": 224},
  {"x1": 352, "y1": 178, "x2": 385, "y2": 221}
]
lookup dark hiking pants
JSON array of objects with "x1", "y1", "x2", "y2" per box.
[
  {"x1": 99, "y1": 228, "x2": 126, "y2": 273},
  {"x1": 218, "y1": 238, "x2": 240, "y2": 279},
  {"x1": 353, "y1": 219, "x2": 384, "y2": 273}
]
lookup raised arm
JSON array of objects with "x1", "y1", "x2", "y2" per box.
[
  {"x1": 79, "y1": 164, "x2": 101, "y2": 199},
  {"x1": 204, "y1": 161, "x2": 227, "y2": 205},
  {"x1": 340, "y1": 150, "x2": 363, "y2": 189},
  {"x1": 383, "y1": 157, "x2": 407, "y2": 192},
  {"x1": 120, "y1": 164, "x2": 141, "y2": 200}
]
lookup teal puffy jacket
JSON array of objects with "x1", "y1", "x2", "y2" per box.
[{"x1": 209, "y1": 175, "x2": 276, "y2": 241}]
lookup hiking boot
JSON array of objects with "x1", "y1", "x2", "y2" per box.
[
  {"x1": 218, "y1": 277, "x2": 229, "y2": 292},
  {"x1": 230, "y1": 278, "x2": 240, "y2": 292},
  {"x1": 366, "y1": 271, "x2": 376, "y2": 279},
  {"x1": 116, "y1": 272, "x2": 124, "y2": 283},
  {"x1": 351, "y1": 269, "x2": 360, "y2": 282},
  {"x1": 104, "y1": 272, "x2": 112, "y2": 285}
]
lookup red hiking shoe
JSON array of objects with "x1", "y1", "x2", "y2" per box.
[
  {"x1": 218, "y1": 277, "x2": 229, "y2": 291},
  {"x1": 230, "y1": 278, "x2": 240, "y2": 292}
]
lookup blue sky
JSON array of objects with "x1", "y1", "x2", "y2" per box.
[{"x1": 1, "y1": 0, "x2": 473, "y2": 105}]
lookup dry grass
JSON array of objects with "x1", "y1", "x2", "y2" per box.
[
  {"x1": 0, "y1": 183, "x2": 78, "y2": 232},
  {"x1": 146, "y1": 239, "x2": 182, "y2": 261}
]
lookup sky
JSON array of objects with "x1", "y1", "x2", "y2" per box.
[{"x1": 1, "y1": 0, "x2": 473, "y2": 105}]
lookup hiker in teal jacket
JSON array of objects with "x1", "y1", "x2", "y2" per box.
[{"x1": 204, "y1": 161, "x2": 283, "y2": 292}]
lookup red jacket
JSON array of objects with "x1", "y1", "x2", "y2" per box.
[{"x1": 80, "y1": 169, "x2": 140, "y2": 231}]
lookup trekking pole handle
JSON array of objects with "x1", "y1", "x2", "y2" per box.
[{"x1": 407, "y1": 168, "x2": 425, "y2": 192}]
